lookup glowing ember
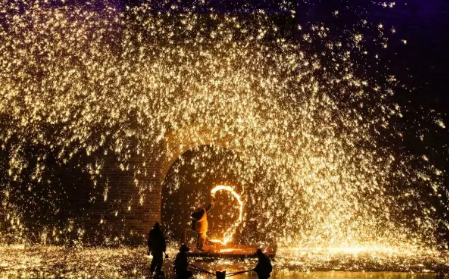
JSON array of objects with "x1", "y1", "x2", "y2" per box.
[
  {"x1": 0, "y1": 0, "x2": 447, "y2": 263},
  {"x1": 209, "y1": 185, "x2": 244, "y2": 245}
]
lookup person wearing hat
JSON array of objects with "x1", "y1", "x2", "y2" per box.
[
  {"x1": 190, "y1": 200, "x2": 215, "y2": 251},
  {"x1": 253, "y1": 249, "x2": 272, "y2": 279},
  {"x1": 148, "y1": 222, "x2": 166, "y2": 278},
  {"x1": 174, "y1": 244, "x2": 193, "y2": 279}
]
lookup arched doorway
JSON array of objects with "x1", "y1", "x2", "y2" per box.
[{"x1": 161, "y1": 145, "x2": 247, "y2": 245}]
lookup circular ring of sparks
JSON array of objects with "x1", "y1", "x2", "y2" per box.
[{"x1": 209, "y1": 185, "x2": 244, "y2": 245}]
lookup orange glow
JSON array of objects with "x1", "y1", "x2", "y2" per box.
[
  {"x1": 209, "y1": 185, "x2": 244, "y2": 245},
  {"x1": 219, "y1": 248, "x2": 237, "y2": 253}
]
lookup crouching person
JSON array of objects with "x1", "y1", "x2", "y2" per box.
[
  {"x1": 253, "y1": 249, "x2": 273, "y2": 279},
  {"x1": 174, "y1": 244, "x2": 193, "y2": 279}
]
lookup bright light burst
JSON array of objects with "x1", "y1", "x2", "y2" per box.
[
  {"x1": 209, "y1": 185, "x2": 243, "y2": 245},
  {"x1": 0, "y1": 0, "x2": 447, "y2": 259}
]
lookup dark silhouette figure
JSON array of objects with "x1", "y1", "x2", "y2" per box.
[
  {"x1": 174, "y1": 244, "x2": 193, "y2": 279},
  {"x1": 435, "y1": 270, "x2": 446, "y2": 279},
  {"x1": 190, "y1": 200, "x2": 214, "y2": 251},
  {"x1": 148, "y1": 222, "x2": 166, "y2": 278},
  {"x1": 253, "y1": 249, "x2": 273, "y2": 279}
]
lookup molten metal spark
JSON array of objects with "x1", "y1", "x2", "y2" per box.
[
  {"x1": 0, "y1": 0, "x2": 447, "y2": 258},
  {"x1": 209, "y1": 185, "x2": 244, "y2": 245}
]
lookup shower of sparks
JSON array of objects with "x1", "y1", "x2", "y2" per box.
[
  {"x1": 209, "y1": 185, "x2": 244, "y2": 245},
  {"x1": 0, "y1": 245, "x2": 447, "y2": 278},
  {"x1": 0, "y1": 0, "x2": 447, "y2": 267}
]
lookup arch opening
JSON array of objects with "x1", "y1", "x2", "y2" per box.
[{"x1": 161, "y1": 145, "x2": 251, "y2": 245}]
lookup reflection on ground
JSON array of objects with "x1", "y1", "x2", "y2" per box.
[{"x1": 0, "y1": 245, "x2": 447, "y2": 278}]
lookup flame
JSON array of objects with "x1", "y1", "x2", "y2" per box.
[{"x1": 209, "y1": 185, "x2": 244, "y2": 245}]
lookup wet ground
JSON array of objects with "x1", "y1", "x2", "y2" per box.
[
  {"x1": 238, "y1": 272, "x2": 445, "y2": 279},
  {"x1": 1, "y1": 245, "x2": 448, "y2": 279}
]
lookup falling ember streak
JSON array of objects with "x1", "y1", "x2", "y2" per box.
[
  {"x1": 209, "y1": 185, "x2": 244, "y2": 245},
  {"x1": 0, "y1": 0, "x2": 446, "y2": 258}
]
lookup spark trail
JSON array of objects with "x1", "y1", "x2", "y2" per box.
[
  {"x1": 209, "y1": 185, "x2": 243, "y2": 245},
  {"x1": 0, "y1": 0, "x2": 446, "y2": 256}
]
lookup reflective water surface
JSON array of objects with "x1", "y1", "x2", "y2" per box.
[{"x1": 1, "y1": 246, "x2": 447, "y2": 279}]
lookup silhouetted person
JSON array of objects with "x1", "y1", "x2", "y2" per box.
[
  {"x1": 148, "y1": 222, "x2": 166, "y2": 278},
  {"x1": 174, "y1": 244, "x2": 193, "y2": 279},
  {"x1": 253, "y1": 249, "x2": 272, "y2": 279},
  {"x1": 435, "y1": 270, "x2": 445, "y2": 279},
  {"x1": 190, "y1": 200, "x2": 214, "y2": 251}
]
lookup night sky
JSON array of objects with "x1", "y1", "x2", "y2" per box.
[
  {"x1": 116, "y1": 0, "x2": 449, "y2": 111},
  {"x1": 118, "y1": 0, "x2": 449, "y2": 177}
]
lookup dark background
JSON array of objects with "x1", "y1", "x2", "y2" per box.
[
  {"x1": 119, "y1": 0, "x2": 449, "y2": 111},
  {"x1": 141, "y1": 0, "x2": 449, "y2": 245},
  {"x1": 147, "y1": 0, "x2": 449, "y2": 246},
  {"x1": 2, "y1": 0, "x2": 449, "y2": 246}
]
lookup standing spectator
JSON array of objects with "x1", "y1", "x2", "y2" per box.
[{"x1": 148, "y1": 222, "x2": 166, "y2": 278}]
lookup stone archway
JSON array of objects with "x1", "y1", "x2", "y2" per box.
[
  {"x1": 141, "y1": 125, "x2": 242, "y2": 239},
  {"x1": 160, "y1": 144, "x2": 244, "y2": 243},
  {"x1": 161, "y1": 125, "x2": 240, "y2": 183}
]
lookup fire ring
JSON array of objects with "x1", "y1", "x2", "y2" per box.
[{"x1": 209, "y1": 185, "x2": 244, "y2": 245}]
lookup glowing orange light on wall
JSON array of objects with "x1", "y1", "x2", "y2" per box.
[{"x1": 209, "y1": 185, "x2": 243, "y2": 245}]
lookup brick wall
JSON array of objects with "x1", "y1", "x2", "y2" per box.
[{"x1": 0, "y1": 123, "x2": 237, "y2": 245}]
